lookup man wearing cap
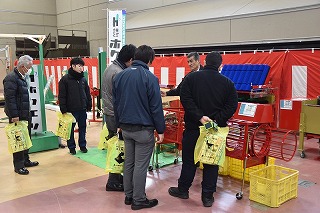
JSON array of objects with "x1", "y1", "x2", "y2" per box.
[{"x1": 168, "y1": 51, "x2": 238, "y2": 207}]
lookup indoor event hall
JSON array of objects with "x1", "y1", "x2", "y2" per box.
[{"x1": 0, "y1": 0, "x2": 320, "y2": 212}]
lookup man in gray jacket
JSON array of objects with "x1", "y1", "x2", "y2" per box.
[{"x1": 101, "y1": 44, "x2": 136, "y2": 191}]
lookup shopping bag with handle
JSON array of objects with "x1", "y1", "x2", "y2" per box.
[
  {"x1": 56, "y1": 112, "x2": 75, "y2": 140},
  {"x1": 194, "y1": 124, "x2": 229, "y2": 166},
  {"x1": 5, "y1": 121, "x2": 32, "y2": 154},
  {"x1": 98, "y1": 123, "x2": 109, "y2": 150},
  {"x1": 105, "y1": 136, "x2": 125, "y2": 174}
]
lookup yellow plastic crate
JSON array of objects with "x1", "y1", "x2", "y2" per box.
[
  {"x1": 249, "y1": 165, "x2": 299, "y2": 207},
  {"x1": 228, "y1": 158, "x2": 265, "y2": 182},
  {"x1": 218, "y1": 156, "x2": 229, "y2": 175}
]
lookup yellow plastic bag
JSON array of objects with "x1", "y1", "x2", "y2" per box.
[
  {"x1": 56, "y1": 112, "x2": 75, "y2": 140},
  {"x1": 5, "y1": 121, "x2": 32, "y2": 154},
  {"x1": 105, "y1": 136, "x2": 125, "y2": 174},
  {"x1": 98, "y1": 123, "x2": 109, "y2": 150},
  {"x1": 194, "y1": 126, "x2": 229, "y2": 166}
]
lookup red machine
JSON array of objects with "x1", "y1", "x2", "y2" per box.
[
  {"x1": 149, "y1": 100, "x2": 184, "y2": 170},
  {"x1": 221, "y1": 64, "x2": 298, "y2": 200}
]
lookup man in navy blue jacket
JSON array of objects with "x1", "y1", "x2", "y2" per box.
[
  {"x1": 168, "y1": 51, "x2": 238, "y2": 207},
  {"x1": 113, "y1": 45, "x2": 165, "y2": 210}
]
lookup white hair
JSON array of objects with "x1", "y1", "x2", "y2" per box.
[{"x1": 17, "y1": 55, "x2": 33, "y2": 68}]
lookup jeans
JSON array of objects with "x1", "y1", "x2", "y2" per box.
[
  {"x1": 67, "y1": 110, "x2": 87, "y2": 149},
  {"x1": 178, "y1": 128, "x2": 219, "y2": 194}
]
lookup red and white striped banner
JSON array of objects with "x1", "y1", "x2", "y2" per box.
[{"x1": 35, "y1": 50, "x2": 320, "y2": 100}]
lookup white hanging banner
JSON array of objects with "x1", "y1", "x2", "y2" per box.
[
  {"x1": 292, "y1": 65, "x2": 307, "y2": 99},
  {"x1": 107, "y1": 9, "x2": 126, "y2": 65}
]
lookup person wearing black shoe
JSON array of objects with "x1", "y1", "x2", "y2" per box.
[
  {"x1": 168, "y1": 52, "x2": 238, "y2": 207},
  {"x1": 58, "y1": 57, "x2": 92, "y2": 155},
  {"x1": 102, "y1": 44, "x2": 136, "y2": 192},
  {"x1": 113, "y1": 45, "x2": 165, "y2": 210},
  {"x1": 3, "y1": 55, "x2": 39, "y2": 175}
]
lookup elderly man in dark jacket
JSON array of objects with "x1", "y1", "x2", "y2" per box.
[
  {"x1": 58, "y1": 57, "x2": 92, "y2": 155},
  {"x1": 3, "y1": 55, "x2": 39, "y2": 175}
]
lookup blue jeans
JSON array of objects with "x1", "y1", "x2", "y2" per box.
[
  {"x1": 67, "y1": 110, "x2": 87, "y2": 149},
  {"x1": 178, "y1": 128, "x2": 219, "y2": 194}
]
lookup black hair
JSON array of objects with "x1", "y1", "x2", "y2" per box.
[
  {"x1": 205, "y1": 51, "x2": 222, "y2": 67},
  {"x1": 134, "y1": 45, "x2": 155, "y2": 64},
  {"x1": 70, "y1": 57, "x2": 85, "y2": 66},
  {"x1": 187, "y1": 52, "x2": 200, "y2": 61},
  {"x1": 117, "y1": 44, "x2": 137, "y2": 63}
]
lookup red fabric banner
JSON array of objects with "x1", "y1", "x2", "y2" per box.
[{"x1": 34, "y1": 50, "x2": 320, "y2": 100}]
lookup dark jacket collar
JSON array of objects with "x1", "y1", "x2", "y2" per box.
[
  {"x1": 203, "y1": 64, "x2": 219, "y2": 71},
  {"x1": 14, "y1": 67, "x2": 25, "y2": 80},
  {"x1": 68, "y1": 67, "x2": 84, "y2": 80},
  {"x1": 132, "y1": 60, "x2": 149, "y2": 69}
]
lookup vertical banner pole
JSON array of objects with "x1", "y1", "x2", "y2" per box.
[{"x1": 38, "y1": 43, "x2": 47, "y2": 131}]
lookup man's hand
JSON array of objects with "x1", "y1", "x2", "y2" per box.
[
  {"x1": 160, "y1": 91, "x2": 167, "y2": 97},
  {"x1": 156, "y1": 133, "x2": 164, "y2": 143},
  {"x1": 11, "y1": 117, "x2": 19, "y2": 123},
  {"x1": 199, "y1": 116, "x2": 212, "y2": 125}
]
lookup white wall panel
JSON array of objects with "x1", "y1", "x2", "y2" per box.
[
  {"x1": 89, "y1": 0, "x2": 107, "y2": 6},
  {"x1": 89, "y1": 3, "x2": 108, "y2": 21},
  {"x1": 89, "y1": 39, "x2": 108, "y2": 56},
  {"x1": 89, "y1": 20, "x2": 107, "y2": 40},
  {"x1": 72, "y1": 0, "x2": 89, "y2": 10},
  {"x1": 57, "y1": 12, "x2": 72, "y2": 27},
  {"x1": 56, "y1": 0, "x2": 72, "y2": 14},
  {"x1": 231, "y1": 8, "x2": 320, "y2": 43},
  {"x1": 72, "y1": 8, "x2": 89, "y2": 25}
]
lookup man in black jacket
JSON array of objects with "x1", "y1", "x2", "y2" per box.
[
  {"x1": 58, "y1": 57, "x2": 92, "y2": 155},
  {"x1": 161, "y1": 52, "x2": 202, "y2": 97},
  {"x1": 168, "y1": 51, "x2": 238, "y2": 207},
  {"x1": 3, "y1": 55, "x2": 39, "y2": 175}
]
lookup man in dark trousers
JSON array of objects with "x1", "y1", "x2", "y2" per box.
[
  {"x1": 161, "y1": 52, "x2": 202, "y2": 97},
  {"x1": 101, "y1": 44, "x2": 137, "y2": 191},
  {"x1": 168, "y1": 51, "x2": 238, "y2": 207},
  {"x1": 113, "y1": 45, "x2": 165, "y2": 210},
  {"x1": 3, "y1": 55, "x2": 39, "y2": 175},
  {"x1": 58, "y1": 57, "x2": 92, "y2": 155}
]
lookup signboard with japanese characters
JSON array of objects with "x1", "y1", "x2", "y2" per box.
[
  {"x1": 29, "y1": 65, "x2": 43, "y2": 134},
  {"x1": 107, "y1": 9, "x2": 126, "y2": 65}
]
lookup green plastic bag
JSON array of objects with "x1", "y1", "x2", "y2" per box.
[
  {"x1": 105, "y1": 136, "x2": 125, "y2": 174},
  {"x1": 5, "y1": 121, "x2": 32, "y2": 154},
  {"x1": 194, "y1": 126, "x2": 229, "y2": 166},
  {"x1": 56, "y1": 112, "x2": 75, "y2": 140},
  {"x1": 98, "y1": 123, "x2": 109, "y2": 150}
]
